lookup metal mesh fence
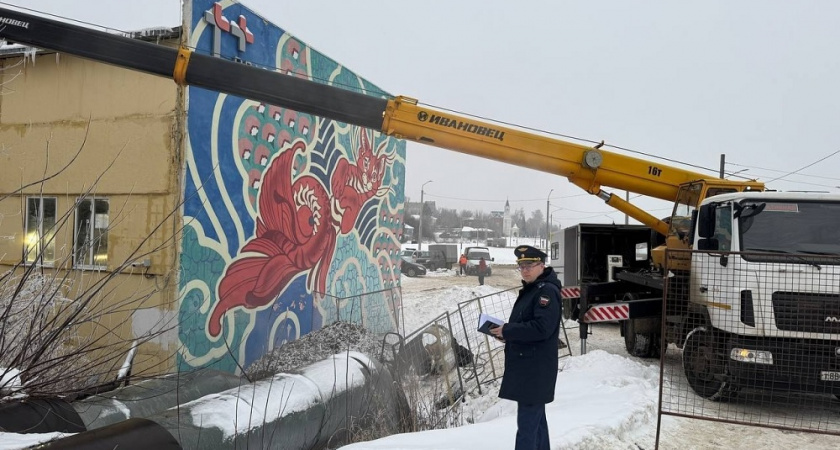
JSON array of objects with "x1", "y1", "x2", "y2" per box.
[
  {"x1": 319, "y1": 286, "x2": 403, "y2": 334},
  {"x1": 377, "y1": 286, "x2": 573, "y2": 428},
  {"x1": 310, "y1": 283, "x2": 573, "y2": 430},
  {"x1": 659, "y1": 248, "x2": 840, "y2": 437}
]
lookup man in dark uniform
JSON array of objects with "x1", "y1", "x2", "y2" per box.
[{"x1": 490, "y1": 245, "x2": 561, "y2": 450}]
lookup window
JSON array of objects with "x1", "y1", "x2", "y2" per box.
[
  {"x1": 670, "y1": 184, "x2": 701, "y2": 238},
  {"x1": 25, "y1": 197, "x2": 57, "y2": 265},
  {"x1": 74, "y1": 198, "x2": 109, "y2": 268},
  {"x1": 741, "y1": 200, "x2": 840, "y2": 261},
  {"x1": 713, "y1": 204, "x2": 732, "y2": 251}
]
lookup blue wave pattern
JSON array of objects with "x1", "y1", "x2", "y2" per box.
[{"x1": 177, "y1": 0, "x2": 406, "y2": 372}]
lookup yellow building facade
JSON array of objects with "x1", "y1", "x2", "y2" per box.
[{"x1": 0, "y1": 0, "x2": 407, "y2": 382}]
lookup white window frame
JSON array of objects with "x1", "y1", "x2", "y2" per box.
[
  {"x1": 24, "y1": 196, "x2": 57, "y2": 267},
  {"x1": 73, "y1": 197, "x2": 110, "y2": 270}
]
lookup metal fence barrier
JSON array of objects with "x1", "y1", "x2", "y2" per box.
[
  {"x1": 658, "y1": 249, "x2": 840, "y2": 443},
  {"x1": 378, "y1": 286, "x2": 573, "y2": 429}
]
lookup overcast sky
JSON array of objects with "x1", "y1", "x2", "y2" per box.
[{"x1": 14, "y1": 1, "x2": 840, "y2": 228}]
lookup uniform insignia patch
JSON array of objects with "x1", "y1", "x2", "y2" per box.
[{"x1": 539, "y1": 296, "x2": 550, "y2": 307}]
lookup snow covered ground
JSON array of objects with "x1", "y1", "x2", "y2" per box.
[
  {"x1": 403, "y1": 237, "x2": 551, "y2": 266},
  {"x1": 342, "y1": 349, "x2": 661, "y2": 450},
  {"x1": 4, "y1": 245, "x2": 840, "y2": 449},
  {"x1": 351, "y1": 255, "x2": 840, "y2": 450}
]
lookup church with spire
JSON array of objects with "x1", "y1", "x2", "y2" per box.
[{"x1": 503, "y1": 198, "x2": 512, "y2": 236}]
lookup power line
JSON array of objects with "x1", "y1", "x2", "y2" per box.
[
  {"x1": 727, "y1": 161, "x2": 840, "y2": 182},
  {"x1": 765, "y1": 150, "x2": 840, "y2": 183},
  {"x1": 422, "y1": 191, "x2": 590, "y2": 204}
]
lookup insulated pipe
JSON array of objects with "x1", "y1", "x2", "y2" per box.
[
  {"x1": 34, "y1": 418, "x2": 181, "y2": 450},
  {"x1": 73, "y1": 369, "x2": 243, "y2": 430},
  {"x1": 145, "y1": 352, "x2": 406, "y2": 450},
  {"x1": 0, "y1": 398, "x2": 85, "y2": 434}
]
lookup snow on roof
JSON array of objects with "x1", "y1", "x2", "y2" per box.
[{"x1": 0, "y1": 26, "x2": 180, "y2": 58}]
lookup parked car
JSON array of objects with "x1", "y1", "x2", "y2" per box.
[
  {"x1": 414, "y1": 250, "x2": 431, "y2": 267},
  {"x1": 400, "y1": 257, "x2": 427, "y2": 277}
]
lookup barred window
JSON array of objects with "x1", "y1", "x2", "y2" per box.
[
  {"x1": 24, "y1": 197, "x2": 57, "y2": 265},
  {"x1": 73, "y1": 197, "x2": 109, "y2": 268}
]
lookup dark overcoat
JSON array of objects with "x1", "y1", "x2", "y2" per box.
[{"x1": 498, "y1": 267, "x2": 562, "y2": 404}]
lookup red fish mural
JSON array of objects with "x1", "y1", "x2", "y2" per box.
[{"x1": 207, "y1": 131, "x2": 393, "y2": 337}]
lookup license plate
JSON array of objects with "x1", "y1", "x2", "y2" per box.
[{"x1": 820, "y1": 371, "x2": 840, "y2": 381}]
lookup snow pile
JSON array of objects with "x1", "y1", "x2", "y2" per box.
[
  {"x1": 0, "y1": 367, "x2": 23, "y2": 397},
  {"x1": 399, "y1": 282, "x2": 510, "y2": 334},
  {"x1": 187, "y1": 352, "x2": 375, "y2": 440},
  {"x1": 0, "y1": 432, "x2": 70, "y2": 450},
  {"x1": 339, "y1": 350, "x2": 660, "y2": 449}
]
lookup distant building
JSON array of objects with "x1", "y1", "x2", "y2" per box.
[
  {"x1": 405, "y1": 200, "x2": 436, "y2": 217},
  {"x1": 503, "y1": 199, "x2": 512, "y2": 236}
]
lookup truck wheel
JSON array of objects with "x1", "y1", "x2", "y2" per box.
[
  {"x1": 682, "y1": 327, "x2": 739, "y2": 401},
  {"x1": 562, "y1": 298, "x2": 573, "y2": 320},
  {"x1": 562, "y1": 298, "x2": 578, "y2": 321},
  {"x1": 622, "y1": 318, "x2": 661, "y2": 358}
]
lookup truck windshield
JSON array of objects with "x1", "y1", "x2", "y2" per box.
[{"x1": 740, "y1": 200, "x2": 840, "y2": 262}]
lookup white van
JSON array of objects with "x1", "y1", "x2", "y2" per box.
[{"x1": 464, "y1": 247, "x2": 493, "y2": 276}]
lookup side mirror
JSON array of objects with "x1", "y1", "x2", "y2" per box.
[{"x1": 697, "y1": 204, "x2": 716, "y2": 239}]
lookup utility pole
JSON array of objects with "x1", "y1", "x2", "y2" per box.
[
  {"x1": 418, "y1": 180, "x2": 432, "y2": 252},
  {"x1": 625, "y1": 190, "x2": 629, "y2": 225},
  {"x1": 720, "y1": 154, "x2": 725, "y2": 178},
  {"x1": 546, "y1": 189, "x2": 553, "y2": 253}
]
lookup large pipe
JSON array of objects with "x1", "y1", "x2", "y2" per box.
[
  {"x1": 73, "y1": 369, "x2": 243, "y2": 430},
  {"x1": 34, "y1": 418, "x2": 181, "y2": 450},
  {"x1": 146, "y1": 352, "x2": 406, "y2": 450}
]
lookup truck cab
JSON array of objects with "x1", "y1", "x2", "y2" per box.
[{"x1": 682, "y1": 192, "x2": 840, "y2": 399}]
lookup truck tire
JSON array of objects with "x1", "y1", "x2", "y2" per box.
[
  {"x1": 562, "y1": 298, "x2": 573, "y2": 320},
  {"x1": 622, "y1": 318, "x2": 661, "y2": 358},
  {"x1": 562, "y1": 298, "x2": 579, "y2": 321},
  {"x1": 682, "y1": 327, "x2": 739, "y2": 401}
]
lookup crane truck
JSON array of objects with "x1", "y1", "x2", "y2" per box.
[{"x1": 4, "y1": 7, "x2": 840, "y2": 401}]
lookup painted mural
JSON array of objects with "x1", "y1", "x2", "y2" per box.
[{"x1": 177, "y1": 0, "x2": 406, "y2": 372}]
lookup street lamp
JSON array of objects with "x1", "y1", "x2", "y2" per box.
[
  {"x1": 418, "y1": 180, "x2": 433, "y2": 252},
  {"x1": 545, "y1": 189, "x2": 553, "y2": 254}
]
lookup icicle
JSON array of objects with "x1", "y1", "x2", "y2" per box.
[{"x1": 22, "y1": 46, "x2": 38, "y2": 66}]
